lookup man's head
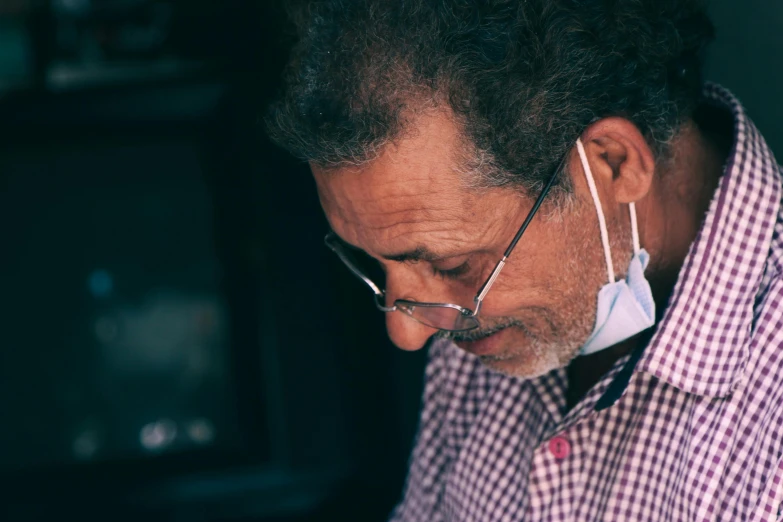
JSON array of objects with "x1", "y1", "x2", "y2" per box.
[{"x1": 267, "y1": 0, "x2": 714, "y2": 378}]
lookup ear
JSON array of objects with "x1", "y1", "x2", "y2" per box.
[{"x1": 575, "y1": 117, "x2": 656, "y2": 205}]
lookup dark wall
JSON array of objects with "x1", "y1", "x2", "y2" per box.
[{"x1": 705, "y1": 0, "x2": 783, "y2": 155}]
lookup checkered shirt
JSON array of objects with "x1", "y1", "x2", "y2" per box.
[{"x1": 390, "y1": 84, "x2": 783, "y2": 522}]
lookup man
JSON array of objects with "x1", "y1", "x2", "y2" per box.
[{"x1": 267, "y1": 0, "x2": 783, "y2": 520}]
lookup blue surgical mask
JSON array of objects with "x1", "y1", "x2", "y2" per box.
[{"x1": 576, "y1": 139, "x2": 656, "y2": 356}]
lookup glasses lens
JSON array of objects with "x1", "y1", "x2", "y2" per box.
[{"x1": 396, "y1": 301, "x2": 479, "y2": 332}]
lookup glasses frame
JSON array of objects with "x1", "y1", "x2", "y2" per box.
[{"x1": 324, "y1": 152, "x2": 568, "y2": 331}]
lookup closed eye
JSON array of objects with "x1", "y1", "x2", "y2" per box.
[{"x1": 432, "y1": 261, "x2": 471, "y2": 280}]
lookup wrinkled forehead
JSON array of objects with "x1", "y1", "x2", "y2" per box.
[
  {"x1": 312, "y1": 110, "x2": 485, "y2": 245},
  {"x1": 311, "y1": 107, "x2": 539, "y2": 262},
  {"x1": 312, "y1": 152, "x2": 475, "y2": 250}
]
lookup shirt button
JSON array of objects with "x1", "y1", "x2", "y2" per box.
[{"x1": 548, "y1": 435, "x2": 571, "y2": 460}]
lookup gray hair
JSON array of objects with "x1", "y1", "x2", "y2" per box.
[{"x1": 266, "y1": 0, "x2": 713, "y2": 195}]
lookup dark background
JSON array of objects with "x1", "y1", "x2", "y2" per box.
[{"x1": 0, "y1": 1, "x2": 779, "y2": 521}]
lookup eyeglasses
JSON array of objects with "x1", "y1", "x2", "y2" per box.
[{"x1": 324, "y1": 154, "x2": 567, "y2": 332}]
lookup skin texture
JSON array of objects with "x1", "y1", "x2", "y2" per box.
[{"x1": 313, "y1": 106, "x2": 727, "y2": 400}]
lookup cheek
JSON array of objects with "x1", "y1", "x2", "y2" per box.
[
  {"x1": 475, "y1": 229, "x2": 595, "y2": 315},
  {"x1": 476, "y1": 262, "x2": 552, "y2": 315}
]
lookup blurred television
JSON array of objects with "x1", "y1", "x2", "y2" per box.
[
  {"x1": 0, "y1": 89, "x2": 367, "y2": 522},
  {"x1": 0, "y1": 2, "x2": 427, "y2": 521},
  {"x1": 1, "y1": 119, "x2": 237, "y2": 470},
  {"x1": 0, "y1": 2, "x2": 364, "y2": 521}
]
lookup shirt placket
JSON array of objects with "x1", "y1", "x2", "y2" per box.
[
  {"x1": 525, "y1": 355, "x2": 632, "y2": 521},
  {"x1": 526, "y1": 412, "x2": 595, "y2": 520}
]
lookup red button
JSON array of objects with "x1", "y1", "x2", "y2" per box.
[{"x1": 548, "y1": 436, "x2": 571, "y2": 459}]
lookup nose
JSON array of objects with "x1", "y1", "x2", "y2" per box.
[
  {"x1": 385, "y1": 308, "x2": 439, "y2": 351},
  {"x1": 383, "y1": 268, "x2": 440, "y2": 351}
]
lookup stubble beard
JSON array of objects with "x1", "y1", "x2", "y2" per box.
[{"x1": 437, "y1": 202, "x2": 633, "y2": 381}]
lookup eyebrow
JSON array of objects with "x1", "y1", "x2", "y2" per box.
[
  {"x1": 381, "y1": 247, "x2": 441, "y2": 263},
  {"x1": 332, "y1": 234, "x2": 454, "y2": 263}
]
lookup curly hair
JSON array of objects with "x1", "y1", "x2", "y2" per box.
[{"x1": 265, "y1": 0, "x2": 714, "y2": 193}]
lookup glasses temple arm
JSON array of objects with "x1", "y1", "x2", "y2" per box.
[
  {"x1": 473, "y1": 257, "x2": 506, "y2": 314},
  {"x1": 324, "y1": 234, "x2": 386, "y2": 296},
  {"x1": 473, "y1": 154, "x2": 566, "y2": 312},
  {"x1": 502, "y1": 154, "x2": 565, "y2": 257}
]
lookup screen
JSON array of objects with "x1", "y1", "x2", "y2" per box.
[{"x1": 0, "y1": 135, "x2": 240, "y2": 472}]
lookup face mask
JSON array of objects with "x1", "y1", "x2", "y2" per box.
[{"x1": 576, "y1": 138, "x2": 656, "y2": 356}]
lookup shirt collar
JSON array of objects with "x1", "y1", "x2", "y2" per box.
[{"x1": 635, "y1": 83, "x2": 781, "y2": 398}]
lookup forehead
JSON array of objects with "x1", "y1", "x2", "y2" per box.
[{"x1": 312, "y1": 110, "x2": 506, "y2": 252}]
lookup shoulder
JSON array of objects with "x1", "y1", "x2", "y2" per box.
[
  {"x1": 756, "y1": 166, "x2": 783, "y2": 298},
  {"x1": 423, "y1": 338, "x2": 498, "y2": 432},
  {"x1": 746, "y1": 244, "x2": 783, "y2": 417},
  {"x1": 764, "y1": 165, "x2": 783, "y2": 271}
]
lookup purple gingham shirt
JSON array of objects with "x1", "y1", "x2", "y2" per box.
[{"x1": 391, "y1": 84, "x2": 783, "y2": 522}]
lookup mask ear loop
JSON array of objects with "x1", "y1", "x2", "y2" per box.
[
  {"x1": 576, "y1": 139, "x2": 616, "y2": 284},
  {"x1": 629, "y1": 202, "x2": 641, "y2": 255}
]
